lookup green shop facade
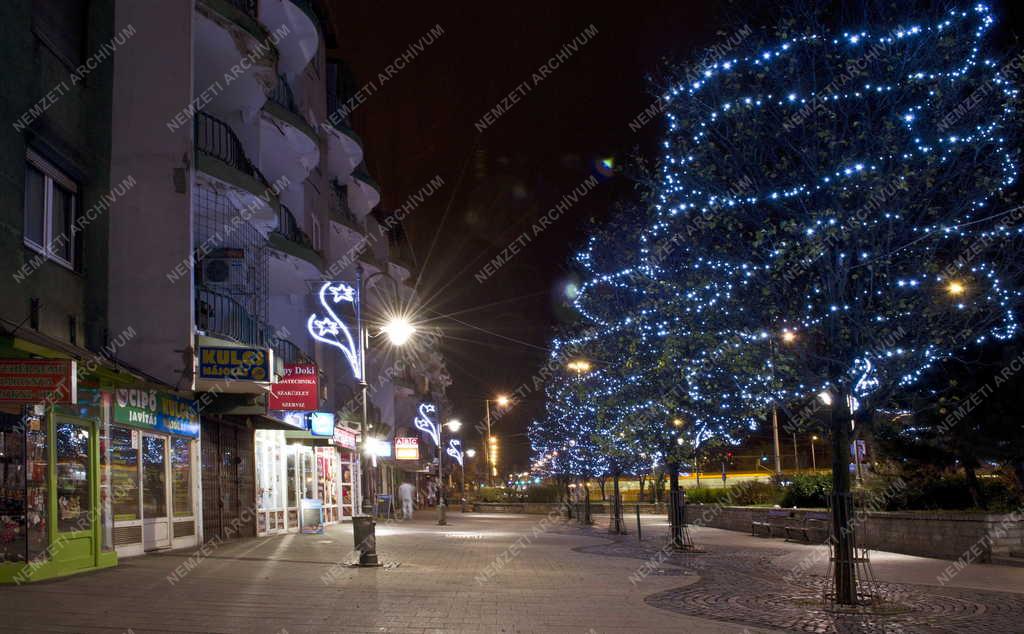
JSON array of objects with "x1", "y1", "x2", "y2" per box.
[{"x1": 0, "y1": 341, "x2": 201, "y2": 583}]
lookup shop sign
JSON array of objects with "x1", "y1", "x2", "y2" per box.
[
  {"x1": 0, "y1": 359, "x2": 77, "y2": 404},
  {"x1": 309, "y1": 411, "x2": 335, "y2": 436},
  {"x1": 113, "y1": 388, "x2": 199, "y2": 438},
  {"x1": 333, "y1": 425, "x2": 357, "y2": 449},
  {"x1": 197, "y1": 346, "x2": 270, "y2": 382},
  {"x1": 395, "y1": 436, "x2": 419, "y2": 460},
  {"x1": 268, "y1": 363, "x2": 318, "y2": 411}
]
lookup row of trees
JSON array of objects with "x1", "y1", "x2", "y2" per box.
[{"x1": 530, "y1": 1, "x2": 1023, "y2": 604}]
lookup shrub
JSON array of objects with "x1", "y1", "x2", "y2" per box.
[
  {"x1": 477, "y1": 486, "x2": 513, "y2": 502},
  {"x1": 779, "y1": 474, "x2": 832, "y2": 508},
  {"x1": 524, "y1": 485, "x2": 561, "y2": 503},
  {"x1": 683, "y1": 480, "x2": 781, "y2": 506},
  {"x1": 875, "y1": 471, "x2": 1022, "y2": 512}
]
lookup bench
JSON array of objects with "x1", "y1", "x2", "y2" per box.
[
  {"x1": 472, "y1": 502, "x2": 526, "y2": 513},
  {"x1": 784, "y1": 511, "x2": 832, "y2": 543},
  {"x1": 752, "y1": 509, "x2": 792, "y2": 537}
]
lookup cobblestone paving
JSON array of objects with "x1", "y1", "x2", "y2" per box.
[{"x1": 565, "y1": 524, "x2": 1024, "y2": 633}]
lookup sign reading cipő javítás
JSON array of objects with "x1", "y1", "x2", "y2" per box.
[{"x1": 114, "y1": 388, "x2": 199, "y2": 438}]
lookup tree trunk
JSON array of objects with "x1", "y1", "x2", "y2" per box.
[
  {"x1": 655, "y1": 470, "x2": 665, "y2": 504},
  {"x1": 1013, "y1": 460, "x2": 1024, "y2": 492},
  {"x1": 610, "y1": 471, "x2": 624, "y2": 534},
  {"x1": 830, "y1": 388, "x2": 856, "y2": 605},
  {"x1": 638, "y1": 474, "x2": 647, "y2": 503},
  {"x1": 598, "y1": 476, "x2": 607, "y2": 500},
  {"x1": 960, "y1": 447, "x2": 986, "y2": 510},
  {"x1": 668, "y1": 461, "x2": 683, "y2": 546}
]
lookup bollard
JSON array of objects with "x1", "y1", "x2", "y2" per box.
[
  {"x1": 352, "y1": 515, "x2": 382, "y2": 567},
  {"x1": 636, "y1": 504, "x2": 642, "y2": 541},
  {"x1": 437, "y1": 499, "x2": 447, "y2": 526}
]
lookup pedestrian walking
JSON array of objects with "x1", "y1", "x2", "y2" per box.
[{"x1": 399, "y1": 479, "x2": 415, "y2": 520}]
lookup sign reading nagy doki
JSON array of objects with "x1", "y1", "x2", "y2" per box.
[
  {"x1": 113, "y1": 388, "x2": 200, "y2": 438},
  {"x1": 197, "y1": 346, "x2": 270, "y2": 382},
  {"x1": 395, "y1": 436, "x2": 420, "y2": 460},
  {"x1": 0, "y1": 359, "x2": 77, "y2": 404},
  {"x1": 268, "y1": 363, "x2": 318, "y2": 411}
]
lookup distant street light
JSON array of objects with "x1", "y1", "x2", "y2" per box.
[
  {"x1": 567, "y1": 359, "x2": 592, "y2": 376},
  {"x1": 811, "y1": 435, "x2": 819, "y2": 470},
  {"x1": 947, "y1": 280, "x2": 966, "y2": 296},
  {"x1": 484, "y1": 395, "x2": 511, "y2": 486},
  {"x1": 445, "y1": 419, "x2": 462, "y2": 432}
]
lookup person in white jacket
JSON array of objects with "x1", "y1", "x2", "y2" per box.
[{"x1": 398, "y1": 479, "x2": 415, "y2": 520}]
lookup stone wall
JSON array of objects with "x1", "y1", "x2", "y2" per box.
[{"x1": 689, "y1": 505, "x2": 1024, "y2": 562}]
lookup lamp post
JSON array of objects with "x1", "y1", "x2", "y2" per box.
[
  {"x1": 770, "y1": 330, "x2": 797, "y2": 478},
  {"x1": 811, "y1": 435, "x2": 818, "y2": 471},
  {"x1": 484, "y1": 395, "x2": 510, "y2": 487},
  {"x1": 464, "y1": 448, "x2": 476, "y2": 511},
  {"x1": 436, "y1": 418, "x2": 462, "y2": 525}
]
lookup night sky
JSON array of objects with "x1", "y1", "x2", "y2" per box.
[{"x1": 320, "y1": 2, "x2": 728, "y2": 470}]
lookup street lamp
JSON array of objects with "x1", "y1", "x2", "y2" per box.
[
  {"x1": 381, "y1": 317, "x2": 415, "y2": 345},
  {"x1": 811, "y1": 435, "x2": 819, "y2": 471},
  {"x1": 946, "y1": 280, "x2": 966, "y2": 296},
  {"x1": 484, "y1": 395, "x2": 511, "y2": 487},
  {"x1": 769, "y1": 329, "x2": 796, "y2": 478},
  {"x1": 435, "y1": 418, "x2": 464, "y2": 525}
]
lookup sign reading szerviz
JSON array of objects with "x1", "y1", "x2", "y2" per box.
[
  {"x1": 197, "y1": 346, "x2": 270, "y2": 382},
  {"x1": 268, "y1": 363, "x2": 318, "y2": 411},
  {"x1": 395, "y1": 437, "x2": 419, "y2": 460},
  {"x1": 0, "y1": 359, "x2": 77, "y2": 404}
]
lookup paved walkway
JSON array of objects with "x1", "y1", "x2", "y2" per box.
[{"x1": 0, "y1": 511, "x2": 1021, "y2": 633}]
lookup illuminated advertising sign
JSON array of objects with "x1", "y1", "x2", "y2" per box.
[
  {"x1": 0, "y1": 359, "x2": 77, "y2": 404},
  {"x1": 309, "y1": 412, "x2": 335, "y2": 436},
  {"x1": 268, "y1": 363, "x2": 318, "y2": 411},
  {"x1": 395, "y1": 437, "x2": 420, "y2": 460},
  {"x1": 197, "y1": 346, "x2": 270, "y2": 382}
]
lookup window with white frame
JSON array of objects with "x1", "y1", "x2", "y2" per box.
[{"x1": 24, "y1": 150, "x2": 77, "y2": 269}]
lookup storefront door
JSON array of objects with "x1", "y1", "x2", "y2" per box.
[
  {"x1": 53, "y1": 419, "x2": 96, "y2": 571},
  {"x1": 141, "y1": 434, "x2": 171, "y2": 550}
]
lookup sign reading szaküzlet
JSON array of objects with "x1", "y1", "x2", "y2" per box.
[
  {"x1": 0, "y1": 359, "x2": 77, "y2": 404},
  {"x1": 113, "y1": 388, "x2": 199, "y2": 438},
  {"x1": 268, "y1": 363, "x2": 318, "y2": 411}
]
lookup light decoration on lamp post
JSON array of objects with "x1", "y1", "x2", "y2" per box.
[
  {"x1": 414, "y1": 402, "x2": 439, "y2": 446},
  {"x1": 446, "y1": 438, "x2": 463, "y2": 466},
  {"x1": 307, "y1": 281, "x2": 361, "y2": 380}
]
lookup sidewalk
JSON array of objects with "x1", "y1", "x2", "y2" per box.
[{"x1": 0, "y1": 511, "x2": 778, "y2": 634}]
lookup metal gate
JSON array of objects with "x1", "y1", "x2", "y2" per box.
[{"x1": 201, "y1": 417, "x2": 256, "y2": 542}]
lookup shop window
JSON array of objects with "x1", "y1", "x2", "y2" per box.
[
  {"x1": 172, "y1": 438, "x2": 192, "y2": 518},
  {"x1": 142, "y1": 436, "x2": 167, "y2": 518},
  {"x1": 55, "y1": 422, "x2": 91, "y2": 532},
  {"x1": 1, "y1": 413, "x2": 28, "y2": 563},
  {"x1": 24, "y1": 151, "x2": 78, "y2": 271},
  {"x1": 110, "y1": 427, "x2": 139, "y2": 520}
]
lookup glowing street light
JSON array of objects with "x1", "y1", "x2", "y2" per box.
[
  {"x1": 496, "y1": 394, "x2": 510, "y2": 407},
  {"x1": 382, "y1": 317, "x2": 415, "y2": 345},
  {"x1": 445, "y1": 419, "x2": 462, "y2": 432},
  {"x1": 465, "y1": 448, "x2": 477, "y2": 458},
  {"x1": 483, "y1": 395, "x2": 512, "y2": 486},
  {"x1": 947, "y1": 280, "x2": 966, "y2": 296},
  {"x1": 672, "y1": 418, "x2": 684, "y2": 427},
  {"x1": 781, "y1": 330, "x2": 797, "y2": 344},
  {"x1": 567, "y1": 359, "x2": 592, "y2": 375}
]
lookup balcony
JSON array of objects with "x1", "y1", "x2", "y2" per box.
[
  {"x1": 257, "y1": 0, "x2": 319, "y2": 78},
  {"x1": 196, "y1": 286, "x2": 312, "y2": 364},
  {"x1": 195, "y1": 0, "x2": 277, "y2": 120},
  {"x1": 268, "y1": 203, "x2": 323, "y2": 270},
  {"x1": 348, "y1": 161, "x2": 381, "y2": 216},
  {"x1": 329, "y1": 180, "x2": 362, "y2": 232},
  {"x1": 194, "y1": 112, "x2": 276, "y2": 222},
  {"x1": 324, "y1": 89, "x2": 364, "y2": 182},
  {"x1": 260, "y1": 74, "x2": 319, "y2": 185}
]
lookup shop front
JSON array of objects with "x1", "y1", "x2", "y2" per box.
[
  {"x1": 108, "y1": 388, "x2": 200, "y2": 556},
  {"x1": 0, "y1": 359, "x2": 117, "y2": 583},
  {"x1": 254, "y1": 417, "x2": 358, "y2": 536}
]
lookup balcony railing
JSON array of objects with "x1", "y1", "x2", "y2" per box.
[
  {"x1": 277, "y1": 204, "x2": 313, "y2": 248},
  {"x1": 267, "y1": 74, "x2": 298, "y2": 114},
  {"x1": 195, "y1": 111, "x2": 270, "y2": 188},
  {"x1": 196, "y1": 286, "x2": 313, "y2": 366},
  {"x1": 224, "y1": 0, "x2": 257, "y2": 19},
  {"x1": 330, "y1": 180, "x2": 361, "y2": 229}
]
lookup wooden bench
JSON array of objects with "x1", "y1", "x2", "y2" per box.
[
  {"x1": 752, "y1": 509, "x2": 791, "y2": 537},
  {"x1": 784, "y1": 511, "x2": 832, "y2": 543}
]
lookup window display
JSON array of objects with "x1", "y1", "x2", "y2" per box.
[
  {"x1": 110, "y1": 426, "x2": 139, "y2": 521},
  {"x1": 142, "y1": 436, "x2": 167, "y2": 519},
  {"x1": 55, "y1": 422, "x2": 90, "y2": 533},
  {"x1": 171, "y1": 438, "x2": 192, "y2": 518},
  {"x1": 0, "y1": 413, "x2": 26, "y2": 563}
]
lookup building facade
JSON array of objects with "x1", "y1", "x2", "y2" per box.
[{"x1": 0, "y1": 0, "x2": 448, "y2": 583}]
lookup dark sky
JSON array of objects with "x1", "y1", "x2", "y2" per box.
[{"x1": 323, "y1": 1, "x2": 720, "y2": 470}]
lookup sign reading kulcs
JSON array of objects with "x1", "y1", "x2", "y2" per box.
[
  {"x1": 268, "y1": 363, "x2": 318, "y2": 411},
  {"x1": 114, "y1": 388, "x2": 199, "y2": 438},
  {"x1": 197, "y1": 346, "x2": 270, "y2": 382}
]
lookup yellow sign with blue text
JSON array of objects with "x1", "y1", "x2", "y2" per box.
[{"x1": 197, "y1": 346, "x2": 271, "y2": 382}]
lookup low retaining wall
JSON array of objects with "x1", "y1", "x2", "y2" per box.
[
  {"x1": 689, "y1": 505, "x2": 1024, "y2": 562},
  {"x1": 471, "y1": 501, "x2": 666, "y2": 515}
]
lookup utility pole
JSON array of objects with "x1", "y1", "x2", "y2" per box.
[
  {"x1": 793, "y1": 432, "x2": 800, "y2": 473},
  {"x1": 771, "y1": 405, "x2": 783, "y2": 478}
]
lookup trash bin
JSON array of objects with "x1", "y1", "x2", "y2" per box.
[{"x1": 352, "y1": 515, "x2": 381, "y2": 567}]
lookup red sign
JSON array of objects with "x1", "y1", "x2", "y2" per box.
[
  {"x1": 0, "y1": 359, "x2": 77, "y2": 404},
  {"x1": 395, "y1": 437, "x2": 419, "y2": 460},
  {"x1": 333, "y1": 425, "x2": 357, "y2": 449},
  {"x1": 268, "y1": 363, "x2": 318, "y2": 411}
]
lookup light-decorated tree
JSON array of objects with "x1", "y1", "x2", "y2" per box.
[{"x1": 648, "y1": 1, "x2": 1022, "y2": 603}]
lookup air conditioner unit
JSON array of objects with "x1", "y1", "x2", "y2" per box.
[{"x1": 200, "y1": 247, "x2": 247, "y2": 292}]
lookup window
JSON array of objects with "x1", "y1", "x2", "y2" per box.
[
  {"x1": 110, "y1": 427, "x2": 140, "y2": 521},
  {"x1": 32, "y1": 0, "x2": 88, "y2": 68},
  {"x1": 24, "y1": 151, "x2": 78, "y2": 269},
  {"x1": 171, "y1": 438, "x2": 193, "y2": 517}
]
